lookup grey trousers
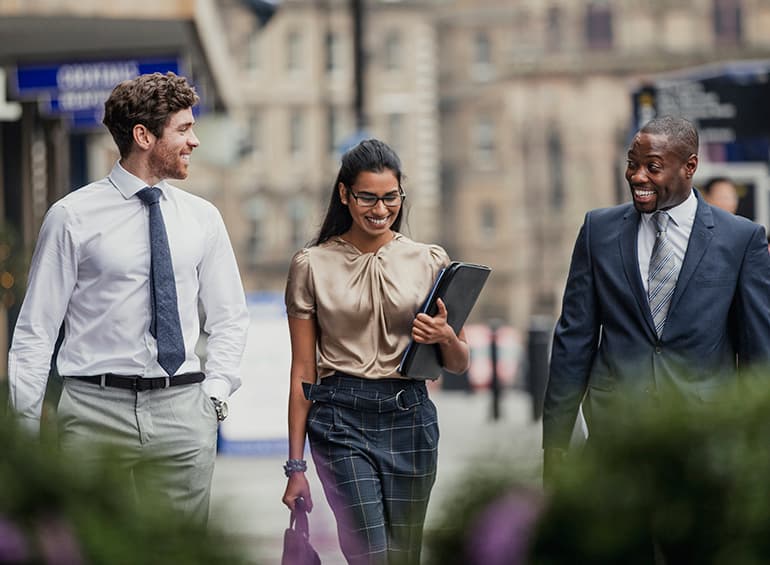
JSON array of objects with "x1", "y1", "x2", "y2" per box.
[{"x1": 57, "y1": 379, "x2": 219, "y2": 525}]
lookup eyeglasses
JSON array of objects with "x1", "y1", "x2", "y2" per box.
[{"x1": 346, "y1": 188, "x2": 406, "y2": 207}]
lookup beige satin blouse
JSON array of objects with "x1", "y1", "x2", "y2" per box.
[{"x1": 285, "y1": 233, "x2": 450, "y2": 379}]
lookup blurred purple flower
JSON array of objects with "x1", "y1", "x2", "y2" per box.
[
  {"x1": 465, "y1": 488, "x2": 544, "y2": 565},
  {"x1": 36, "y1": 517, "x2": 84, "y2": 565},
  {"x1": 0, "y1": 515, "x2": 30, "y2": 562}
]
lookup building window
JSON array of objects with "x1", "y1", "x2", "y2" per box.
[
  {"x1": 480, "y1": 203, "x2": 496, "y2": 240},
  {"x1": 289, "y1": 110, "x2": 304, "y2": 157},
  {"x1": 288, "y1": 197, "x2": 309, "y2": 250},
  {"x1": 546, "y1": 6, "x2": 563, "y2": 52},
  {"x1": 327, "y1": 108, "x2": 345, "y2": 154},
  {"x1": 325, "y1": 31, "x2": 341, "y2": 73},
  {"x1": 472, "y1": 31, "x2": 493, "y2": 80},
  {"x1": 249, "y1": 111, "x2": 262, "y2": 155},
  {"x1": 548, "y1": 129, "x2": 564, "y2": 210},
  {"x1": 473, "y1": 114, "x2": 495, "y2": 164},
  {"x1": 387, "y1": 113, "x2": 404, "y2": 154},
  {"x1": 384, "y1": 31, "x2": 402, "y2": 71},
  {"x1": 713, "y1": 0, "x2": 742, "y2": 45},
  {"x1": 474, "y1": 31, "x2": 491, "y2": 66},
  {"x1": 287, "y1": 30, "x2": 302, "y2": 72},
  {"x1": 585, "y1": 2, "x2": 613, "y2": 50},
  {"x1": 247, "y1": 35, "x2": 260, "y2": 71},
  {"x1": 246, "y1": 196, "x2": 266, "y2": 264}
]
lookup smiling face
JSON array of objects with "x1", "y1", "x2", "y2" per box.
[
  {"x1": 147, "y1": 108, "x2": 199, "y2": 181},
  {"x1": 625, "y1": 132, "x2": 697, "y2": 213},
  {"x1": 339, "y1": 169, "x2": 402, "y2": 247}
]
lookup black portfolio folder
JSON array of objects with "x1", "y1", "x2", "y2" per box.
[{"x1": 398, "y1": 261, "x2": 491, "y2": 380}]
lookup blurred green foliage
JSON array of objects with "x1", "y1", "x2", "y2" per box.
[
  {"x1": 0, "y1": 387, "x2": 253, "y2": 565},
  {"x1": 426, "y1": 377, "x2": 770, "y2": 565}
]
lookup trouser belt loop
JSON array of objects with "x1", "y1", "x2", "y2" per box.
[{"x1": 100, "y1": 374, "x2": 106, "y2": 388}]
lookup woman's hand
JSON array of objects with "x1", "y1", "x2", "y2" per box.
[
  {"x1": 282, "y1": 472, "x2": 313, "y2": 512},
  {"x1": 412, "y1": 298, "x2": 470, "y2": 374},
  {"x1": 412, "y1": 298, "x2": 455, "y2": 345}
]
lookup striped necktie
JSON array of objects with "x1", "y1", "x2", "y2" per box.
[{"x1": 648, "y1": 211, "x2": 679, "y2": 338}]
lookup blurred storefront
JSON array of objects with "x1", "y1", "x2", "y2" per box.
[{"x1": 0, "y1": 0, "x2": 249, "y2": 377}]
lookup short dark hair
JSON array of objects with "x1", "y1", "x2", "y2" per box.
[
  {"x1": 102, "y1": 72, "x2": 199, "y2": 158},
  {"x1": 639, "y1": 115, "x2": 699, "y2": 161},
  {"x1": 701, "y1": 176, "x2": 736, "y2": 196},
  {"x1": 313, "y1": 139, "x2": 406, "y2": 246}
]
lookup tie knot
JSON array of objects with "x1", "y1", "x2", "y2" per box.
[
  {"x1": 653, "y1": 210, "x2": 671, "y2": 233},
  {"x1": 137, "y1": 186, "x2": 162, "y2": 205}
]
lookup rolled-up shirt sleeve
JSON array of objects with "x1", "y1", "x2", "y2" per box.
[
  {"x1": 197, "y1": 207, "x2": 249, "y2": 401},
  {"x1": 9, "y1": 203, "x2": 79, "y2": 430}
]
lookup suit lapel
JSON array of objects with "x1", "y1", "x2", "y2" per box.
[
  {"x1": 619, "y1": 206, "x2": 657, "y2": 337},
  {"x1": 668, "y1": 195, "x2": 715, "y2": 317}
]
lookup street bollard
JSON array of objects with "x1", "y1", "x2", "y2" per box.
[
  {"x1": 526, "y1": 315, "x2": 553, "y2": 421},
  {"x1": 489, "y1": 320, "x2": 501, "y2": 421}
]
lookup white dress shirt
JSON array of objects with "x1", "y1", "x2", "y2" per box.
[
  {"x1": 9, "y1": 162, "x2": 249, "y2": 427},
  {"x1": 637, "y1": 189, "x2": 697, "y2": 293}
]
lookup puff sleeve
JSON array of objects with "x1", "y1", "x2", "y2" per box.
[
  {"x1": 285, "y1": 248, "x2": 316, "y2": 319},
  {"x1": 428, "y1": 244, "x2": 451, "y2": 278}
]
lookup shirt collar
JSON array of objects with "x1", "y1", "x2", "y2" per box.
[
  {"x1": 108, "y1": 161, "x2": 171, "y2": 200},
  {"x1": 642, "y1": 189, "x2": 697, "y2": 228}
]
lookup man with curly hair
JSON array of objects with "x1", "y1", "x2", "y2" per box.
[{"x1": 8, "y1": 72, "x2": 249, "y2": 524}]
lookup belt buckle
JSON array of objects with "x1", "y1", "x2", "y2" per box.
[{"x1": 395, "y1": 389, "x2": 410, "y2": 411}]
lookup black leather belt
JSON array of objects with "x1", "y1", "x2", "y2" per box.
[{"x1": 64, "y1": 372, "x2": 205, "y2": 391}]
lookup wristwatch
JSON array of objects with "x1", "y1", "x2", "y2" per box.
[{"x1": 210, "y1": 397, "x2": 228, "y2": 422}]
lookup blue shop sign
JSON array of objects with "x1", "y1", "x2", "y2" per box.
[{"x1": 14, "y1": 58, "x2": 181, "y2": 97}]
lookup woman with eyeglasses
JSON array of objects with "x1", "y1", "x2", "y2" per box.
[{"x1": 281, "y1": 139, "x2": 469, "y2": 564}]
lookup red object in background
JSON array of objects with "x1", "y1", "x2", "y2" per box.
[{"x1": 465, "y1": 324, "x2": 523, "y2": 390}]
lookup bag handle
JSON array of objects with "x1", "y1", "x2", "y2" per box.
[{"x1": 290, "y1": 497, "x2": 311, "y2": 538}]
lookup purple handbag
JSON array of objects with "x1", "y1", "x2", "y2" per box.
[{"x1": 281, "y1": 498, "x2": 321, "y2": 565}]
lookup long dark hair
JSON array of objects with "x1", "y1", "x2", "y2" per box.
[{"x1": 313, "y1": 139, "x2": 405, "y2": 246}]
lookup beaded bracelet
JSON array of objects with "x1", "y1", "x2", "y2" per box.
[{"x1": 284, "y1": 459, "x2": 307, "y2": 477}]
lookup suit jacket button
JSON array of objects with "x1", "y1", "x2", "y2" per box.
[{"x1": 655, "y1": 346, "x2": 661, "y2": 354}]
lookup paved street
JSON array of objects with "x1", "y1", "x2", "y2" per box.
[{"x1": 210, "y1": 387, "x2": 542, "y2": 564}]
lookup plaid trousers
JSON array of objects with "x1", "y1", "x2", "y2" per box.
[{"x1": 304, "y1": 374, "x2": 439, "y2": 565}]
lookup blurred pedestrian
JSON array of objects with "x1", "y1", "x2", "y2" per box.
[
  {"x1": 701, "y1": 176, "x2": 739, "y2": 214},
  {"x1": 8, "y1": 72, "x2": 249, "y2": 524},
  {"x1": 543, "y1": 116, "x2": 770, "y2": 481},
  {"x1": 282, "y1": 139, "x2": 469, "y2": 565}
]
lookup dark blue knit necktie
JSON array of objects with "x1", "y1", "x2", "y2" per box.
[{"x1": 137, "y1": 187, "x2": 185, "y2": 376}]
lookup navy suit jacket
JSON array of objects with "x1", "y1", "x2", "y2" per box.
[{"x1": 543, "y1": 191, "x2": 770, "y2": 449}]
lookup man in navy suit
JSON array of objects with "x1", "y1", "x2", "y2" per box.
[{"x1": 543, "y1": 116, "x2": 770, "y2": 476}]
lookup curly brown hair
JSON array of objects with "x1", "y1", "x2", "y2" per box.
[{"x1": 102, "y1": 71, "x2": 199, "y2": 158}]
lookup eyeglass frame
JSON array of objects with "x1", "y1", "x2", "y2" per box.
[{"x1": 345, "y1": 187, "x2": 407, "y2": 207}]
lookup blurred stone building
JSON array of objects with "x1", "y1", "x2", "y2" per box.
[
  {"x1": 218, "y1": 0, "x2": 441, "y2": 292},
  {"x1": 0, "y1": 0, "x2": 250, "y2": 375},
  {"x1": 435, "y1": 0, "x2": 770, "y2": 328},
  {"x1": 219, "y1": 0, "x2": 770, "y2": 331},
  {"x1": 3, "y1": 0, "x2": 770, "y2": 372}
]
